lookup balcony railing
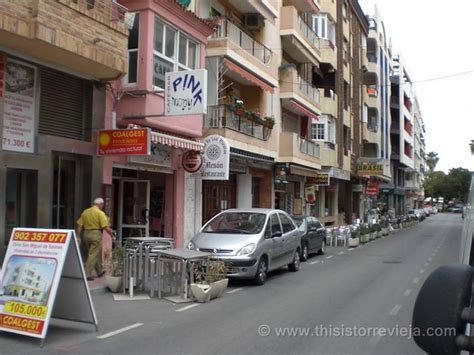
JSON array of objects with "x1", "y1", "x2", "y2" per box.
[
  {"x1": 59, "y1": 0, "x2": 128, "y2": 25},
  {"x1": 213, "y1": 18, "x2": 272, "y2": 65},
  {"x1": 299, "y1": 137, "x2": 320, "y2": 158},
  {"x1": 297, "y1": 15, "x2": 321, "y2": 55},
  {"x1": 367, "y1": 119, "x2": 378, "y2": 133},
  {"x1": 298, "y1": 75, "x2": 320, "y2": 104},
  {"x1": 367, "y1": 53, "x2": 377, "y2": 63},
  {"x1": 204, "y1": 105, "x2": 271, "y2": 141}
]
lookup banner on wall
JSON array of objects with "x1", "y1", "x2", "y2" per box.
[
  {"x1": 2, "y1": 59, "x2": 37, "y2": 153},
  {"x1": 0, "y1": 228, "x2": 97, "y2": 344}
]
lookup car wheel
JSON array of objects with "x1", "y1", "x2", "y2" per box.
[
  {"x1": 288, "y1": 249, "x2": 301, "y2": 272},
  {"x1": 301, "y1": 243, "x2": 309, "y2": 262},
  {"x1": 318, "y1": 240, "x2": 326, "y2": 255},
  {"x1": 254, "y1": 257, "x2": 268, "y2": 285}
]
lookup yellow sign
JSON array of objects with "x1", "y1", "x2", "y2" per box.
[
  {"x1": 358, "y1": 164, "x2": 383, "y2": 175},
  {"x1": 3, "y1": 301, "x2": 48, "y2": 320}
]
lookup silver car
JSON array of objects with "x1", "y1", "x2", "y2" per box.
[{"x1": 188, "y1": 209, "x2": 302, "y2": 285}]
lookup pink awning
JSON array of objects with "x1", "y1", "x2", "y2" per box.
[{"x1": 290, "y1": 100, "x2": 319, "y2": 120}]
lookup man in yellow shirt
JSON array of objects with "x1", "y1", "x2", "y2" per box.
[{"x1": 76, "y1": 198, "x2": 115, "y2": 280}]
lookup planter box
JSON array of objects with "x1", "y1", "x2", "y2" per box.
[
  {"x1": 191, "y1": 278, "x2": 229, "y2": 303},
  {"x1": 382, "y1": 227, "x2": 390, "y2": 236},
  {"x1": 361, "y1": 234, "x2": 369, "y2": 243},
  {"x1": 105, "y1": 275, "x2": 123, "y2": 293},
  {"x1": 348, "y1": 237, "x2": 360, "y2": 247}
]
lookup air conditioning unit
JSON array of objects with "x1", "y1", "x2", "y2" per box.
[{"x1": 243, "y1": 13, "x2": 264, "y2": 30}]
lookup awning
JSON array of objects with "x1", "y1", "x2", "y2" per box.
[
  {"x1": 307, "y1": 0, "x2": 320, "y2": 13},
  {"x1": 290, "y1": 164, "x2": 320, "y2": 178},
  {"x1": 223, "y1": 58, "x2": 275, "y2": 94},
  {"x1": 151, "y1": 131, "x2": 204, "y2": 152},
  {"x1": 290, "y1": 100, "x2": 319, "y2": 120}
]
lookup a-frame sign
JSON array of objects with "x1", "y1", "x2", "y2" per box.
[{"x1": 0, "y1": 228, "x2": 98, "y2": 346}]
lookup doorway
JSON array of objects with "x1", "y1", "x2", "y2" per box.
[
  {"x1": 202, "y1": 176, "x2": 236, "y2": 224},
  {"x1": 117, "y1": 179, "x2": 150, "y2": 241}
]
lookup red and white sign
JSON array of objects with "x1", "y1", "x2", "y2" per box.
[
  {"x1": 97, "y1": 128, "x2": 150, "y2": 156},
  {"x1": 2, "y1": 59, "x2": 36, "y2": 153},
  {"x1": 0, "y1": 228, "x2": 97, "y2": 341},
  {"x1": 366, "y1": 181, "x2": 380, "y2": 196},
  {"x1": 182, "y1": 150, "x2": 203, "y2": 173}
]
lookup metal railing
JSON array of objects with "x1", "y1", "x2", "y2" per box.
[
  {"x1": 299, "y1": 137, "x2": 320, "y2": 158},
  {"x1": 213, "y1": 18, "x2": 272, "y2": 65},
  {"x1": 205, "y1": 105, "x2": 271, "y2": 141},
  {"x1": 298, "y1": 75, "x2": 320, "y2": 104},
  {"x1": 297, "y1": 15, "x2": 321, "y2": 54}
]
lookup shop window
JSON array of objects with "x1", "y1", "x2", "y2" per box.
[
  {"x1": 4, "y1": 169, "x2": 38, "y2": 246},
  {"x1": 153, "y1": 17, "x2": 200, "y2": 88},
  {"x1": 125, "y1": 13, "x2": 139, "y2": 85}
]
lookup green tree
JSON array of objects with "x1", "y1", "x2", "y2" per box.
[
  {"x1": 424, "y1": 171, "x2": 446, "y2": 198},
  {"x1": 444, "y1": 167, "x2": 471, "y2": 202},
  {"x1": 426, "y1": 152, "x2": 439, "y2": 172}
]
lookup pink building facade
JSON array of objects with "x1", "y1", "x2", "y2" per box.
[{"x1": 102, "y1": 0, "x2": 214, "y2": 247}]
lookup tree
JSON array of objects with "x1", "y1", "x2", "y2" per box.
[
  {"x1": 424, "y1": 171, "x2": 446, "y2": 199},
  {"x1": 426, "y1": 152, "x2": 439, "y2": 172},
  {"x1": 444, "y1": 168, "x2": 471, "y2": 202}
]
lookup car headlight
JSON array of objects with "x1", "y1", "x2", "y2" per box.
[
  {"x1": 187, "y1": 241, "x2": 195, "y2": 250},
  {"x1": 236, "y1": 243, "x2": 256, "y2": 256}
]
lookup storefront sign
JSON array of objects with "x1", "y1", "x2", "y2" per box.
[
  {"x1": 305, "y1": 185, "x2": 316, "y2": 203},
  {"x1": 357, "y1": 163, "x2": 384, "y2": 175},
  {"x1": 0, "y1": 228, "x2": 97, "y2": 341},
  {"x1": 352, "y1": 184, "x2": 363, "y2": 192},
  {"x1": 165, "y1": 69, "x2": 207, "y2": 116},
  {"x1": 2, "y1": 59, "x2": 36, "y2": 153},
  {"x1": 366, "y1": 186, "x2": 380, "y2": 195},
  {"x1": 200, "y1": 135, "x2": 230, "y2": 180},
  {"x1": 129, "y1": 144, "x2": 172, "y2": 169},
  {"x1": 275, "y1": 164, "x2": 289, "y2": 184},
  {"x1": 98, "y1": 128, "x2": 150, "y2": 156},
  {"x1": 182, "y1": 150, "x2": 203, "y2": 173},
  {"x1": 307, "y1": 174, "x2": 330, "y2": 186},
  {"x1": 322, "y1": 167, "x2": 351, "y2": 181}
]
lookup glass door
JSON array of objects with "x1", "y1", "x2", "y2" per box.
[{"x1": 118, "y1": 179, "x2": 150, "y2": 241}]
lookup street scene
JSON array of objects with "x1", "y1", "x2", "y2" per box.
[{"x1": 0, "y1": 0, "x2": 474, "y2": 354}]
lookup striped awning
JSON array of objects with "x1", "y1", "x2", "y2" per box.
[
  {"x1": 223, "y1": 58, "x2": 275, "y2": 94},
  {"x1": 290, "y1": 100, "x2": 319, "y2": 120},
  {"x1": 151, "y1": 131, "x2": 204, "y2": 151}
]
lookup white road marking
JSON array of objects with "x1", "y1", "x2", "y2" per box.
[
  {"x1": 325, "y1": 255, "x2": 334, "y2": 260},
  {"x1": 403, "y1": 289, "x2": 412, "y2": 297},
  {"x1": 413, "y1": 277, "x2": 420, "y2": 284},
  {"x1": 419, "y1": 269, "x2": 425, "y2": 274},
  {"x1": 389, "y1": 304, "x2": 402, "y2": 316},
  {"x1": 97, "y1": 323, "x2": 143, "y2": 339},
  {"x1": 226, "y1": 287, "x2": 244, "y2": 294},
  {"x1": 310, "y1": 260, "x2": 320, "y2": 265},
  {"x1": 176, "y1": 304, "x2": 200, "y2": 312},
  {"x1": 337, "y1": 251, "x2": 345, "y2": 255}
]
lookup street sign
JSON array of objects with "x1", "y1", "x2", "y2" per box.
[
  {"x1": 97, "y1": 128, "x2": 150, "y2": 156},
  {"x1": 0, "y1": 228, "x2": 97, "y2": 345}
]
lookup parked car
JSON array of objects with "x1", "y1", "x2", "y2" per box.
[
  {"x1": 423, "y1": 206, "x2": 432, "y2": 217},
  {"x1": 452, "y1": 204, "x2": 464, "y2": 213},
  {"x1": 188, "y1": 209, "x2": 302, "y2": 285},
  {"x1": 292, "y1": 216, "x2": 326, "y2": 261},
  {"x1": 408, "y1": 209, "x2": 425, "y2": 221},
  {"x1": 432, "y1": 206, "x2": 438, "y2": 214}
]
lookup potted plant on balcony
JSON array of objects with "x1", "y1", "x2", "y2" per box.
[
  {"x1": 190, "y1": 260, "x2": 229, "y2": 303},
  {"x1": 263, "y1": 115, "x2": 275, "y2": 129},
  {"x1": 234, "y1": 100, "x2": 245, "y2": 116},
  {"x1": 104, "y1": 243, "x2": 124, "y2": 293}
]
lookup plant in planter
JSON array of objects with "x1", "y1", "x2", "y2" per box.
[
  {"x1": 380, "y1": 218, "x2": 390, "y2": 236},
  {"x1": 104, "y1": 243, "x2": 124, "y2": 293},
  {"x1": 359, "y1": 224, "x2": 369, "y2": 243},
  {"x1": 234, "y1": 100, "x2": 245, "y2": 116},
  {"x1": 373, "y1": 223, "x2": 382, "y2": 238},
  {"x1": 263, "y1": 116, "x2": 275, "y2": 129},
  {"x1": 348, "y1": 227, "x2": 360, "y2": 247},
  {"x1": 190, "y1": 260, "x2": 229, "y2": 303}
]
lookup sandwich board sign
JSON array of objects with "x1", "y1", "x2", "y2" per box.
[{"x1": 0, "y1": 228, "x2": 98, "y2": 346}]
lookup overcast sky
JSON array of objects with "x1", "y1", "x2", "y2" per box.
[{"x1": 358, "y1": 0, "x2": 474, "y2": 173}]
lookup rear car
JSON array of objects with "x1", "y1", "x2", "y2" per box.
[
  {"x1": 292, "y1": 216, "x2": 326, "y2": 261},
  {"x1": 188, "y1": 209, "x2": 302, "y2": 285}
]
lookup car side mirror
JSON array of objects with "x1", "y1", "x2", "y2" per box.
[
  {"x1": 272, "y1": 231, "x2": 282, "y2": 238},
  {"x1": 412, "y1": 264, "x2": 472, "y2": 354}
]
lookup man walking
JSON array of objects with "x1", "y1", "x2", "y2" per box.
[{"x1": 76, "y1": 198, "x2": 115, "y2": 281}]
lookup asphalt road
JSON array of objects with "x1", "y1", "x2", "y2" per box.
[{"x1": 1, "y1": 213, "x2": 464, "y2": 355}]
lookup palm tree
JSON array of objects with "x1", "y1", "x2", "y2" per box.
[{"x1": 426, "y1": 152, "x2": 439, "y2": 172}]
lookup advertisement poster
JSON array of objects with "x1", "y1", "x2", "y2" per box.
[
  {"x1": 97, "y1": 128, "x2": 150, "y2": 156},
  {"x1": 0, "y1": 229, "x2": 72, "y2": 338},
  {"x1": 2, "y1": 59, "x2": 36, "y2": 153},
  {"x1": 165, "y1": 69, "x2": 207, "y2": 116}
]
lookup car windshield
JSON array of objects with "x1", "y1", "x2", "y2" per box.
[{"x1": 202, "y1": 212, "x2": 266, "y2": 234}]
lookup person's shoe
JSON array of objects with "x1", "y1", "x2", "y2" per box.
[
  {"x1": 97, "y1": 271, "x2": 106, "y2": 278},
  {"x1": 86, "y1": 276, "x2": 94, "y2": 281}
]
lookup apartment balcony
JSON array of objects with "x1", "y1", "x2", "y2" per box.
[
  {"x1": 280, "y1": 6, "x2": 321, "y2": 65},
  {"x1": 365, "y1": 86, "x2": 379, "y2": 109},
  {"x1": 0, "y1": 0, "x2": 129, "y2": 80},
  {"x1": 227, "y1": 0, "x2": 278, "y2": 22},
  {"x1": 279, "y1": 131, "x2": 321, "y2": 169},
  {"x1": 343, "y1": 15, "x2": 350, "y2": 39},
  {"x1": 343, "y1": 153, "x2": 351, "y2": 172},
  {"x1": 319, "y1": 0, "x2": 336, "y2": 23},
  {"x1": 320, "y1": 39, "x2": 337, "y2": 69},
  {"x1": 319, "y1": 90, "x2": 337, "y2": 118},
  {"x1": 208, "y1": 18, "x2": 277, "y2": 87},
  {"x1": 285, "y1": 0, "x2": 321, "y2": 12},
  {"x1": 204, "y1": 105, "x2": 272, "y2": 142},
  {"x1": 363, "y1": 121, "x2": 379, "y2": 145},
  {"x1": 280, "y1": 66, "x2": 321, "y2": 117},
  {"x1": 320, "y1": 142, "x2": 338, "y2": 167}
]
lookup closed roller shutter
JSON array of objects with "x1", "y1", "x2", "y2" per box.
[{"x1": 39, "y1": 68, "x2": 92, "y2": 141}]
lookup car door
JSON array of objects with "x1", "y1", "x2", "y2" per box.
[
  {"x1": 314, "y1": 219, "x2": 326, "y2": 250},
  {"x1": 306, "y1": 217, "x2": 318, "y2": 251},
  {"x1": 278, "y1": 213, "x2": 298, "y2": 265},
  {"x1": 266, "y1": 213, "x2": 284, "y2": 270}
]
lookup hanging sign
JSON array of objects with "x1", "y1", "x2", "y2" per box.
[
  {"x1": 305, "y1": 185, "x2": 316, "y2": 203},
  {"x1": 2, "y1": 59, "x2": 36, "y2": 154},
  {"x1": 199, "y1": 135, "x2": 230, "y2": 180},
  {"x1": 357, "y1": 163, "x2": 383, "y2": 175},
  {"x1": 97, "y1": 128, "x2": 150, "y2": 156},
  {"x1": 182, "y1": 150, "x2": 203, "y2": 173},
  {"x1": 0, "y1": 228, "x2": 97, "y2": 343},
  {"x1": 165, "y1": 69, "x2": 207, "y2": 115}
]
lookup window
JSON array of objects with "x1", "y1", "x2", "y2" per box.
[
  {"x1": 153, "y1": 18, "x2": 199, "y2": 88},
  {"x1": 311, "y1": 116, "x2": 335, "y2": 143},
  {"x1": 342, "y1": 1, "x2": 348, "y2": 20},
  {"x1": 270, "y1": 214, "x2": 282, "y2": 235},
  {"x1": 125, "y1": 13, "x2": 139, "y2": 84},
  {"x1": 279, "y1": 213, "x2": 295, "y2": 233},
  {"x1": 313, "y1": 14, "x2": 336, "y2": 44},
  {"x1": 312, "y1": 122, "x2": 325, "y2": 140}
]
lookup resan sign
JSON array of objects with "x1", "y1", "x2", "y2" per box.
[{"x1": 165, "y1": 69, "x2": 207, "y2": 116}]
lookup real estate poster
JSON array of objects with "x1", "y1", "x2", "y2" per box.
[{"x1": 0, "y1": 229, "x2": 72, "y2": 338}]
